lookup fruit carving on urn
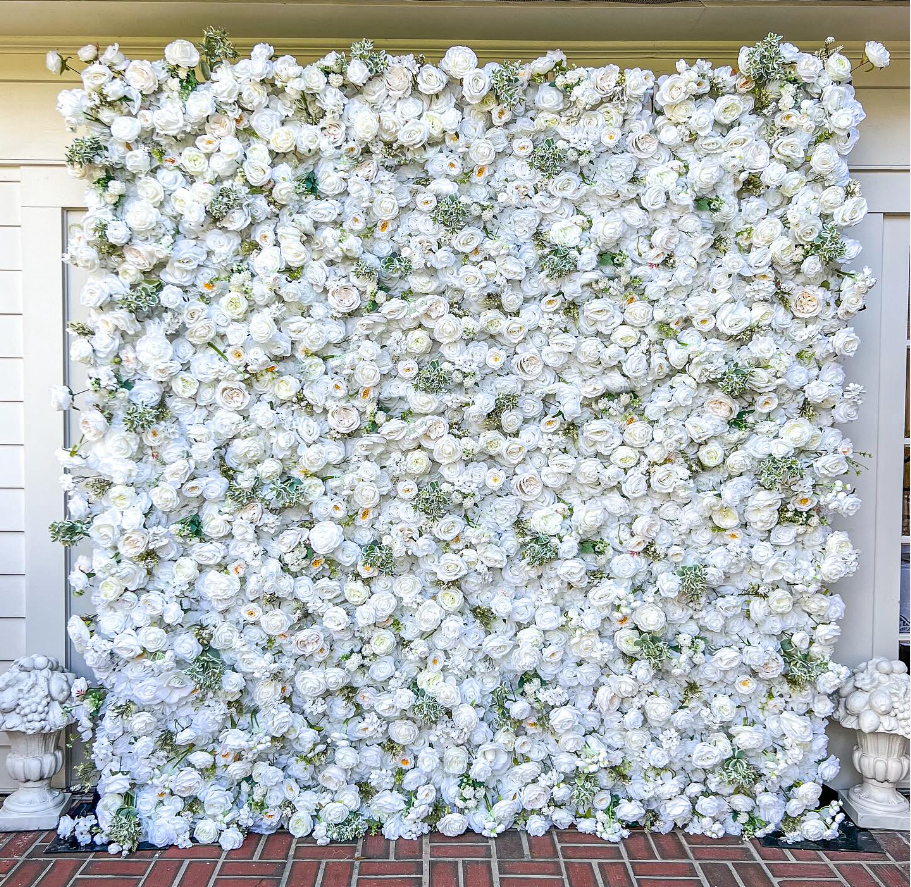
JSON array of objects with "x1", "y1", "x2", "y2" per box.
[
  {"x1": 836, "y1": 657, "x2": 911, "y2": 830},
  {"x1": 0, "y1": 656, "x2": 75, "y2": 830}
]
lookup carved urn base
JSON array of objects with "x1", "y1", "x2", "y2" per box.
[
  {"x1": 0, "y1": 730, "x2": 70, "y2": 830},
  {"x1": 839, "y1": 731, "x2": 910, "y2": 830}
]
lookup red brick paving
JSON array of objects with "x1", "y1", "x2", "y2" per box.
[{"x1": 0, "y1": 826, "x2": 906, "y2": 886}]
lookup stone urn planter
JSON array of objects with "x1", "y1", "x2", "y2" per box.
[
  {"x1": 836, "y1": 657, "x2": 911, "y2": 830},
  {"x1": 0, "y1": 656, "x2": 75, "y2": 830}
]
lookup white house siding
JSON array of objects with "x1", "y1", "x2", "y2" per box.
[
  {"x1": 0, "y1": 25, "x2": 905, "y2": 791},
  {"x1": 0, "y1": 168, "x2": 26, "y2": 789},
  {"x1": 0, "y1": 169, "x2": 26, "y2": 671}
]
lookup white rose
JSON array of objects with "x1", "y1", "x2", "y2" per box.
[
  {"x1": 834, "y1": 196, "x2": 867, "y2": 228},
  {"x1": 691, "y1": 742, "x2": 723, "y2": 769},
  {"x1": 644, "y1": 696, "x2": 674, "y2": 725},
  {"x1": 327, "y1": 284, "x2": 361, "y2": 314},
  {"x1": 193, "y1": 819, "x2": 220, "y2": 844},
  {"x1": 713, "y1": 95, "x2": 744, "y2": 124},
  {"x1": 215, "y1": 380, "x2": 250, "y2": 411},
  {"x1": 529, "y1": 506, "x2": 564, "y2": 536},
  {"x1": 137, "y1": 626, "x2": 167, "y2": 652},
  {"x1": 417, "y1": 64, "x2": 448, "y2": 94},
  {"x1": 779, "y1": 711, "x2": 813, "y2": 743},
  {"x1": 633, "y1": 604, "x2": 666, "y2": 633},
  {"x1": 165, "y1": 39, "x2": 200, "y2": 69},
  {"x1": 389, "y1": 720, "x2": 419, "y2": 745},
  {"x1": 437, "y1": 813, "x2": 467, "y2": 836},
  {"x1": 795, "y1": 54, "x2": 822, "y2": 82},
  {"x1": 289, "y1": 812, "x2": 313, "y2": 837},
  {"x1": 80, "y1": 62, "x2": 112, "y2": 91},
  {"x1": 443, "y1": 746, "x2": 469, "y2": 774},
  {"x1": 833, "y1": 328, "x2": 860, "y2": 357},
  {"x1": 125, "y1": 60, "x2": 158, "y2": 93},
  {"x1": 309, "y1": 521, "x2": 344, "y2": 554},
  {"x1": 462, "y1": 69, "x2": 491, "y2": 104},
  {"x1": 825, "y1": 53, "x2": 853, "y2": 82},
  {"x1": 110, "y1": 116, "x2": 142, "y2": 143},
  {"x1": 440, "y1": 46, "x2": 478, "y2": 79},
  {"x1": 327, "y1": 404, "x2": 360, "y2": 434},
  {"x1": 261, "y1": 610, "x2": 292, "y2": 636}
]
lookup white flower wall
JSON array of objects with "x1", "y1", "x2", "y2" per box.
[{"x1": 50, "y1": 32, "x2": 888, "y2": 851}]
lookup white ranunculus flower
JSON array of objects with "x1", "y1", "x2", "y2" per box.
[{"x1": 865, "y1": 41, "x2": 890, "y2": 68}]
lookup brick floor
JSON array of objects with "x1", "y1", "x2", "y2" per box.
[{"x1": 0, "y1": 826, "x2": 906, "y2": 887}]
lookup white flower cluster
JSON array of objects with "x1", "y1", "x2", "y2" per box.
[
  {"x1": 50, "y1": 31, "x2": 883, "y2": 851},
  {"x1": 57, "y1": 811, "x2": 102, "y2": 848},
  {"x1": 836, "y1": 658, "x2": 911, "y2": 737}
]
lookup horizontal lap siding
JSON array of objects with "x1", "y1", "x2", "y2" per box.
[{"x1": 0, "y1": 173, "x2": 25, "y2": 788}]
